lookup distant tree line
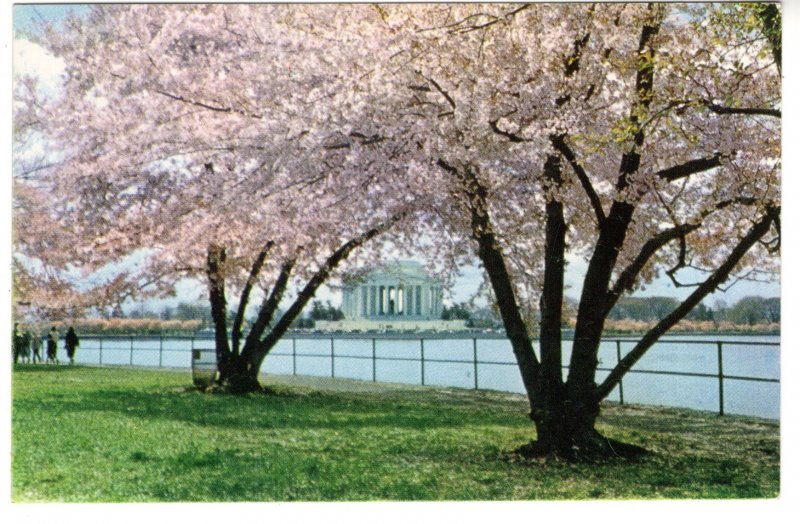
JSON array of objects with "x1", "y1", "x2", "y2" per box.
[
  {"x1": 117, "y1": 300, "x2": 345, "y2": 331},
  {"x1": 80, "y1": 294, "x2": 779, "y2": 335},
  {"x1": 441, "y1": 303, "x2": 472, "y2": 321},
  {"x1": 308, "y1": 300, "x2": 345, "y2": 321},
  {"x1": 443, "y1": 295, "x2": 779, "y2": 331},
  {"x1": 608, "y1": 295, "x2": 779, "y2": 325}
]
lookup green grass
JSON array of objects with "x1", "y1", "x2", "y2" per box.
[{"x1": 11, "y1": 365, "x2": 779, "y2": 501}]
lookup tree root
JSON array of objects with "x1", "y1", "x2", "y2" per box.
[
  {"x1": 194, "y1": 374, "x2": 265, "y2": 394},
  {"x1": 514, "y1": 431, "x2": 649, "y2": 463}
]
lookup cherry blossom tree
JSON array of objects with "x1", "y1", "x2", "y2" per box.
[
  {"x1": 13, "y1": 4, "x2": 421, "y2": 391},
  {"x1": 356, "y1": 3, "x2": 780, "y2": 458},
  {"x1": 15, "y1": 3, "x2": 780, "y2": 457}
]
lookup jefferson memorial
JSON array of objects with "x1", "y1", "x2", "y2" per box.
[{"x1": 315, "y1": 261, "x2": 468, "y2": 331}]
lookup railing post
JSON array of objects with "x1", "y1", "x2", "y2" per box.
[
  {"x1": 331, "y1": 337, "x2": 335, "y2": 378},
  {"x1": 292, "y1": 337, "x2": 297, "y2": 376},
  {"x1": 99, "y1": 337, "x2": 103, "y2": 365},
  {"x1": 159, "y1": 335, "x2": 163, "y2": 368},
  {"x1": 130, "y1": 336, "x2": 134, "y2": 366},
  {"x1": 372, "y1": 338, "x2": 377, "y2": 382},
  {"x1": 191, "y1": 337, "x2": 195, "y2": 369},
  {"x1": 420, "y1": 338, "x2": 425, "y2": 386},
  {"x1": 717, "y1": 341, "x2": 725, "y2": 416},
  {"x1": 473, "y1": 338, "x2": 479, "y2": 390},
  {"x1": 616, "y1": 340, "x2": 624, "y2": 405}
]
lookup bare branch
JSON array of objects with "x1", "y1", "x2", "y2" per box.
[
  {"x1": 656, "y1": 153, "x2": 724, "y2": 182},
  {"x1": 550, "y1": 134, "x2": 606, "y2": 226},
  {"x1": 594, "y1": 208, "x2": 778, "y2": 401},
  {"x1": 154, "y1": 89, "x2": 263, "y2": 119},
  {"x1": 607, "y1": 223, "x2": 701, "y2": 312},
  {"x1": 421, "y1": 74, "x2": 456, "y2": 110},
  {"x1": 231, "y1": 240, "x2": 275, "y2": 355},
  {"x1": 705, "y1": 101, "x2": 781, "y2": 118},
  {"x1": 436, "y1": 158, "x2": 542, "y2": 408},
  {"x1": 242, "y1": 257, "x2": 296, "y2": 353},
  {"x1": 488, "y1": 119, "x2": 527, "y2": 143},
  {"x1": 436, "y1": 4, "x2": 531, "y2": 34},
  {"x1": 613, "y1": 196, "x2": 761, "y2": 296},
  {"x1": 246, "y1": 213, "x2": 405, "y2": 365}
]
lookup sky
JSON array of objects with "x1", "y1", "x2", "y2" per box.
[
  {"x1": 13, "y1": 3, "x2": 89, "y2": 34},
  {"x1": 7, "y1": 2, "x2": 783, "y2": 313}
]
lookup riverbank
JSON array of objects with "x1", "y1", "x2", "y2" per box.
[
  {"x1": 12, "y1": 366, "x2": 779, "y2": 501},
  {"x1": 590, "y1": 320, "x2": 780, "y2": 337}
]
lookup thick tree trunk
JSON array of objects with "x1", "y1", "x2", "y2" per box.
[
  {"x1": 205, "y1": 244, "x2": 268, "y2": 394},
  {"x1": 437, "y1": 159, "x2": 644, "y2": 460},
  {"x1": 438, "y1": 160, "x2": 541, "y2": 408},
  {"x1": 529, "y1": 154, "x2": 568, "y2": 452},
  {"x1": 521, "y1": 395, "x2": 646, "y2": 460},
  {"x1": 217, "y1": 355, "x2": 262, "y2": 393},
  {"x1": 564, "y1": 11, "x2": 662, "y2": 446},
  {"x1": 207, "y1": 244, "x2": 231, "y2": 362}
]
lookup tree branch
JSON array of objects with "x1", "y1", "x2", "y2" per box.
[
  {"x1": 568, "y1": 7, "x2": 664, "y2": 393},
  {"x1": 241, "y1": 258, "x2": 296, "y2": 358},
  {"x1": 550, "y1": 134, "x2": 606, "y2": 226},
  {"x1": 421, "y1": 74, "x2": 456, "y2": 110},
  {"x1": 656, "y1": 153, "x2": 724, "y2": 182},
  {"x1": 612, "y1": 5, "x2": 663, "y2": 191},
  {"x1": 437, "y1": 158, "x2": 542, "y2": 408},
  {"x1": 247, "y1": 214, "x2": 403, "y2": 368},
  {"x1": 606, "y1": 223, "x2": 701, "y2": 312},
  {"x1": 537, "y1": 153, "x2": 568, "y2": 408},
  {"x1": 563, "y1": 30, "x2": 591, "y2": 78},
  {"x1": 594, "y1": 208, "x2": 778, "y2": 401},
  {"x1": 231, "y1": 240, "x2": 275, "y2": 355},
  {"x1": 154, "y1": 89, "x2": 263, "y2": 119},
  {"x1": 488, "y1": 119, "x2": 527, "y2": 142},
  {"x1": 611, "y1": 196, "x2": 760, "y2": 298},
  {"x1": 705, "y1": 102, "x2": 780, "y2": 118},
  {"x1": 441, "y1": 4, "x2": 532, "y2": 34}
]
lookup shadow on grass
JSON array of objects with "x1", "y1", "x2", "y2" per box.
[
  {"x1": 13, "y1": 364, "x2": 77, "y2": 373},
  {"x1": 599, "y1": 403, "x2": 779, "y2": 437},
  {"x1": 16, "y1": 384, "x2": 520, "y2": 433}
]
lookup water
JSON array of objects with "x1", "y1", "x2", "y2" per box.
[{"x1": 65, "y1": 333, "x2": 779, "y2": 419}]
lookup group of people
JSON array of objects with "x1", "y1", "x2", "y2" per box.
[{"x1": 12, "y1": 324, "x2": 80, "y2": 365}]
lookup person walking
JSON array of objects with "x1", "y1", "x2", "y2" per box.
[
  {"x1": 65, "y1": 326, "x2": 79, "y2": 365},
  {"x1": 31, "y1": 331, "x2": 43, "y2": 364},
  {"x1": 12, "y1": 323, "x2": 21, "y2": 364},
  {"x1": 20, "y1": 329, "x2": 32, "y2": 363},
  {"x1": 46, "y1": 327, "x2": 59, "y2": 364}
]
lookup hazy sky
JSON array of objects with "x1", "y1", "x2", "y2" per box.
[{"x1": 9, "y1": 3, "x2": 782, "y2": 312}]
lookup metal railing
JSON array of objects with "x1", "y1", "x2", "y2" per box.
[
  {"x1": 604, "y1": 338, "x2": 779, "y2": 416},
  {"x1": 61, "y1": 333, "x2": 779, "y2": 417}
]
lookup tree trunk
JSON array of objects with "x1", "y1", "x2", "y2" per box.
[
  {"x1": 207, "y1": 216, "x2": 401, "y2": 395},
  {"x1": 529, "y1": 154, "x2": 569, "y2": 455},
  {"x1": 521, "y1": 383, "x2": 646, "y2": 460},
  {"x1": 217, "y1": 354, "x2": 262, "y2": 393},
  {"x1": 205, "y1": 244, "x2": 267, "y2": 394},
  {"x1": 437, "y1": 159, "x2": 644, "y2": 460}
]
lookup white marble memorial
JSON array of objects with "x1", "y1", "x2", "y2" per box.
[
  {"x1": 315, "y1": 261, "x2": 467, "y2": 331},
  {"x1": 341, "y1": 260, "x2": 443, "y2": 320}
]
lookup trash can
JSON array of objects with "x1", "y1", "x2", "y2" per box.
[{"x1": 191, "y1": 347, "x2": 218, "y2": 389}]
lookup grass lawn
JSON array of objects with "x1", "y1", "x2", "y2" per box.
[{"x1": 11, "y1": 365, "x2": 779, "y2": 502}]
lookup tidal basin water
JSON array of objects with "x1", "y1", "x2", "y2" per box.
[{"x1": 67, "y1": 333, "x2": 779, "y2": 420}]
